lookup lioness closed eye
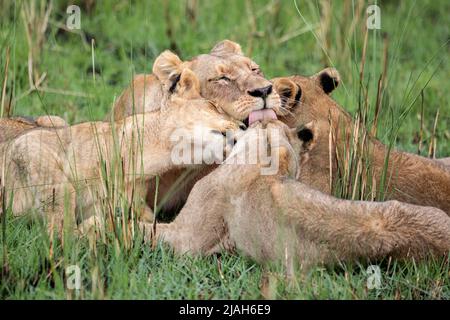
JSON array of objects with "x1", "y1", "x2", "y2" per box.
[{"x1": 0, "y1": 68, "x2": 241, "y2": 235}]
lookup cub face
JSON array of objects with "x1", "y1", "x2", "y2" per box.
[
  {"x1": 152, "y1": 40, "x2": 281, "y2": 124},
  {"x1": 227, "y1": 119, "x2": 318, "y2": 178},
  {"x1": 272, "y1": 67, "x2": 342, "y2": 128},
  {"x1": 272, "y1": 68, "x2": 354, "y2": 193},
  {"x1": 161, "y1": 68, "x2": 242, "y2": 165}
]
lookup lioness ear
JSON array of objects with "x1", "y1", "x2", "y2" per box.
[
  {"x1": 153, "y1": 50, "x2": 185, "y2": 85},
  {"x1": 210, "y1": 40, "x2": 243, "y2": 56},
  {"x1": 175, "y1": 69, "x2": 201, "y2": 99},
  {"x1": 296, "y1": 121, "x2": 317, "y2": 151},
  {"x1": 312, "y1": 67, "x2": 340, "y2": 94},
  {"x1": 272, "y1": 77, "x2": 302, "y2": 110}
]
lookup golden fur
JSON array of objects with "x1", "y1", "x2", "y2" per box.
[
  {"x1": 141, "y1": 121, "x2": 450, "y2": 268},
  {"x1": 272, "y1": 69, "x2": 450, "y2": 215},
  {"x1": 0, "y1": 115, "x2": 66, "y2": 144},
  {"x1": 112, "y1": 40, "x2": 281, "y2": 121},
  {"x1": 113, "y1": 40, "x2": 282, "y2": 217}
]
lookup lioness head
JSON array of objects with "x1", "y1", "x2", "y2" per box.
[
  {"x1": 152, "y1": 40, "x2": 281, "y2": 124},
  {"x1": 161, "y1": 68, "x2": 242, "y2": 165},
  {"x1": 272, "y1": 67, "x2": 345, "y2": 127},
  {"x1": 226, "y1": 119, "x2": 318, "y2": 179}
]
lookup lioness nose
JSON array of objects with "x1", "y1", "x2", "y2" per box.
[{"x1": 248, "y1": 85, "x2": 272, "y2": 99}]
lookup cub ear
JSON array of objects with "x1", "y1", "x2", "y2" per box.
[
  {"x1": 272, "y1": 77, "x2": 302, "y2": 110},
  {"x1": 295, "y1": 121, "x2": 317, "y2": 152},
  {"x1": 312, "y1": 67, "x2": 340, "y2": 94},
  {"x1": 153, "y1": 50, "x2": 186, "y2": 86},
  {"x1": 210, "y1": 40, "x2": 243, "y2": 56},
  {"x1": 174, "y1": 69, "x2": 201, "y2": 99}
]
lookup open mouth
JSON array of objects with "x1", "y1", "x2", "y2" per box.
[{"x1": 244, "y1": 109, "x2": 278, "y2": 127}]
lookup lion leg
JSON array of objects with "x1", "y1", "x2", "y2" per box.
[
  {"x1": 45, "y1": 184, "x2": 77, "y2": 238},
  {"x1": 141, "y1": 178, "x2": 230, "y2": 255}
]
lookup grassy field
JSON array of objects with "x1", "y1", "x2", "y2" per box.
[{"x1": 0, "y1": 0, "x2": 449, "y2": 299}]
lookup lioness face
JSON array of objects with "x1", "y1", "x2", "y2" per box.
[
  {"x1": 272, "y1": 67, "x2": 342, "y2": 128},
  {"x1": 272, "y1": 68, "x2": 348, "y2": 193},
  {"x1": 225, "y1": 118, "x2": 318, "y2": 178},
  {"x1": 153, "y1": 40, "x2": 281, "y2": 125}
]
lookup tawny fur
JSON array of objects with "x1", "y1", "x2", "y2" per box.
[
  {"x1": 436, "y1": 157, "x2": 450, "y2": 168},
  {"x1": 0, "y1": 69, "x2": 240, "y2": 234},
  {"x1": 112, "y1": 40, "x2": 282, "y2": 217},
  {"x1": 0, "y1": 115, "x2": 66, "y2": 144},
  {"x1": 272, "y1": 69, "x2": 450, "y2": 215},
  {"x1": 112, "y1": 40, "x2": 280, "y2": 121},
  {"x1": 142, "y1": 121, "x2": 450, "y2": 269}
]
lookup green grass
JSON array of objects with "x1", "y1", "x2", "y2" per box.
[{"x1": 1, "y1": 0, "x2": 449, "y2": 299}]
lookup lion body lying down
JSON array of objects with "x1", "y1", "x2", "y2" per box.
[
  {"x1": 273, "y1": 69, "x2": 450, "y2": 215},
  {"x1": 144, "y1": 121, "x2": 450, "y2": 268},
  {"x1": 0, "y1": 69, "x2": 240, "y2": 233},
  {"x1": 0, "y1": 115, "x2": 67, "y2": 144}
]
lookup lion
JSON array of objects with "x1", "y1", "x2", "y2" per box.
[
  {"x1": 437, "y1": 157, "x2": 450, "y2": 168},
  {"x1": 112, "y1": 39, "x2": 280, "y2": 122},
  {"x1": 142, "y1": 120, "x2": 450, "y2": 269},
  {"x1": 0, "y1": 68, "x2": 241, "y2": 234},
  {"x1": 0, "y1": 115, "x2": 67, "y2": 144},
  {"x1": 112, "y1": 39, "x2": 281, "y2": 218},
  {"x1": 272, "y1": 69, "x2": 450, "y2": 215}
]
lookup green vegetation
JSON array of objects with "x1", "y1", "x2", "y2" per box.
[{"x1": 0, "y1": 0, "x2": 449, "y2": 299}]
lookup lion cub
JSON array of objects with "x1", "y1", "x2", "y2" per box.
[
  {"x1": 0, "y1": 69, "x2": 241, "y2": 234},
  {"x1": 273, "y1": 69, "x2": 450, "y2": 215},
  {"x1": 0, "y1": 115, "x2": 67, "y2": 144},
  {"x1": 145, "y1": 120, "x2": 450, "y2": 268}
]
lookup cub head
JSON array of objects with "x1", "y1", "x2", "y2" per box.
[
  {"x1": 273, "y1": 68, "x2": 353, "y2": 193},
  {"x1": 162, "y1": 68, "x2": 243, "y2": 165},
  {"x1": 153, "y1": 40, "x2": 281, "y2": 124},
  {"x1": 226, "y1": 119, "x2": 318, "y2": 179},
  {"x1": 272, "y1": 67, "x2": 346, "y2": 128}
]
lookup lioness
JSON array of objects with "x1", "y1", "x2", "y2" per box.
[
  {"x1": 113, "y1": 40, "x2": 280, "y2": 122},
  {"x1": 144, "y1": 121, "x2": 450, "y2": 268},
  {"x1": 113, "y1": 40, "x2": 281, "y2": 218},
  {"x1": 0, "y1": 69, "x2": 240, "y2": 233},
  {"x1": 272, "y1": 69, "x2": 450, "y2": 214},
  {"x1": 437, "y1": 157, "x2": 450, "y2": 168}
]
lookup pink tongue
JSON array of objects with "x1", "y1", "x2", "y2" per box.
[{"x1": 248, "y1": 109, "x2": 277, "y2": 126}]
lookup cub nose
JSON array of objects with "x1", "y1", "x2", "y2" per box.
[{"x1": 248, "y1": 85, "x2": 273, "y2": 99}]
